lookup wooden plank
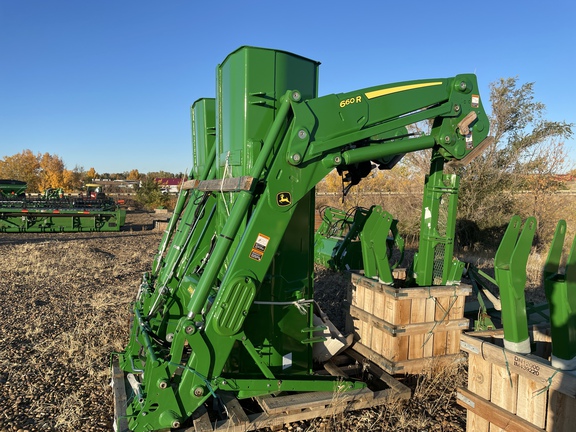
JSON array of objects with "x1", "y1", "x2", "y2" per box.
[
  {"x1": 371, "y1": 286, "x2": 385, "y2": 355},
  {"x1": 181, "y1": 179, "x2": 199, "y2": 190},
  {"x1": 184, "y1": 350, "x2": 412, "y2": 432},
  {"x1": 352, "y1": 342, "x2": 396, "y2": 373},
  {"x1": 219, "y1": 392, "x2": 250, "y2": 425},
  {"x1": 224, "y1": 385, "x2": 405, "y2": 432},
  {"x1": 467, "y1": 354, "x2": 491, "y2": 432},
  {"x1": 516, "y1": 374, "x2": 547, "y2": 429},
  {"x1": 348, "y1": 305, "x2": 469, "y2": 336},
  {"x1": 456, "y1": 387, "x2": 544, "y2": 432},
  {"x1": 182, "y1": 176, "x2": 254, "y2": 192},
  {"x1": 362, "y1": 287, "x2": 374, "y2": 349},
  {"x1": 433, "y1": 296, "x2": 449, "y2": 357},
  {"x1": 447, "y1": 295, "x2": 467, "y2": 354},
  {"x1": 464, "y1": 325, "x2": 549, "y2": 340},
  {"x1": 490, "y1": 363, "x2": 519, "y2": 432},
  {"x1": 351, "y1": 342, "x2": 464, "y2": 374},
  {"x1": 350, "y1": 273, "x2": 472, "y2": 299},
  {"x1": 460, "y1": 334, "x2": 576, "y2": 397},
  {"x1": 345, "y1": 282, "x2": 355, "y2": 335},
  {"x1": 111, "y1": 359, "x2": 130, "y2": 432},
  {"x1": 397, "y1": 298, "x2": 411, "y2": 362},
  {"x1": 381, "y1": 289, "x2": 399, "y2": 361},
  {"x1": 257, "y1": 387, "x2": 373, "y2": 415},
  {"x1": 323, "y1": 360, "x2": 349, "y2": 378},
  {"x1": 423, "y1": 296, "x2": 436, "y2": 358},
  {"x1": 354, "y1": 282, "x2": 365, "y2": 343},
  {"x1": 408, "y1": 297, "x2": 426, "y2": 360},
  {"x1": 346, "y1": 349, "x2": 411, "y2": 399},
  {"x1": 191, "y1": 404, "x2": 214, "y2": 432},
  {"x1": 546, "y1": 389, "x2": 576, "y2": 432}
]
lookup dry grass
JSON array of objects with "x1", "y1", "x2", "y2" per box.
[
  {"x1": 0, "y1": 229, "x2": 161, "y2": 431},
  {"x1": 302, "y1": 359, "x2": 468, "y2": 432}
]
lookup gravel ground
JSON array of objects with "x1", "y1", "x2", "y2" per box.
[{"x1": 0, "y1": 211, "x2": 467, "y2": 432}]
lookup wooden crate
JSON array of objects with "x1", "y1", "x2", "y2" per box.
[
  {"x1": 346, "y1": 272, "x2": 471, "y2": 374},
  {"x1": 458, "y1": 327, "x2": 576, "y2": 432}
]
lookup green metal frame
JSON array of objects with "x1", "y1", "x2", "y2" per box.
[
  {"x1": 115, "y1": 46, "x2": 490, "y2": 431},
  {"x1": 314, "y1": 206, "x2": 370, "y2": 272},
  {"x1": 0, "y1": 197, "x2": 125, "y2": 232},
  {"x1": 544, "y1": 220, "x2": 576, "y2": 369},
  {"x1": 0, "y1": 179, "x2": 27, "y2": 198},
  {"x1": 412, "y1": 151, "x2": 464, "y2": 286},
  {"x1": 0, "y1": 179, "x2": 125, "y2": 232},
  {"x1": 314, "y1": 205, "x2": 404, "y2": 284},
  {"x1": 360, "y1": 206, "x2": 404, "y2": 283},
  {"x1": 494, "y1": 216, "x2": 536, "y2": 353}
]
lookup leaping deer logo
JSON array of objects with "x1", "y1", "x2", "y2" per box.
[{"x1": 277, "y1": 192, "x2": 291, "y2": 206}]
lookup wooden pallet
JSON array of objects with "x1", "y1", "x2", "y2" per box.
[{"x1": 185, "y1": 349, "x2": 411, "y2": 432}]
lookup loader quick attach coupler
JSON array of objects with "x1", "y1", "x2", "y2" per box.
[{"x1": 544, "y1": 220, "x2": 576, "y2": 370}]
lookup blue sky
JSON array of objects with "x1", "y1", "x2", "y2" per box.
[{"x1": 1, "y1": 0, "x2": 575, "y2": 175}]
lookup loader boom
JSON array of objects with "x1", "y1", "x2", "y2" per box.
[{"x1": 115, "y1": 46, "x2": 489, "y2": 431}]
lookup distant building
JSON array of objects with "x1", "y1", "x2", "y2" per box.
[{"x1": 155, "y1": 178, "x2": 183, "y2": 194}]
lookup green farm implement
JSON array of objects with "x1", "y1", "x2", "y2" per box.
[
  {"x1": 112, "y1": 46, "x2": 491, "y2": 431},
  {"x1": 0, "y1": 180, "x2": 126, "y2": 232}
]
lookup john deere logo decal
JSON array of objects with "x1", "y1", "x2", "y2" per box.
[{"x1": 277, "y1": 192, "x2": 291, "y2": 207}]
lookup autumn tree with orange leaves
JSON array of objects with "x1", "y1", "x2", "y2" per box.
[{"x1": 0, "y1": 150, "x2": 83, "y2": 193}]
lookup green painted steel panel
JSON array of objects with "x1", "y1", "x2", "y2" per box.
[
  {"x1": 217, "y1": 46, "x2": 320, "y2": 375},
  {"x1": 217, "y1": 46, "x2": 319, "y2": 177},
  {"x1": 191, "y1": 98, "x2": 216, "y2": 179}
]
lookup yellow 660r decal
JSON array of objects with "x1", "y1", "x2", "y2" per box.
[{"x1": 339, "y1": 95, "x2": 362, "y2": 108}]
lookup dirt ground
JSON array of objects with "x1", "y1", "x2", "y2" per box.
[
  {"x1": 0, "y1": 211, "x2": 467, "y2": 432},
  {"x1": 0, "y1": 211, "x2": 163, "y2": 431}
]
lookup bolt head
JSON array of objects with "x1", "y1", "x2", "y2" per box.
[
  {"x1": 292, "y1": 91, "x2": 301, "y2": 101},
  {"x1": 297, "y1": 129, "x2": 307, "y2": 139}
]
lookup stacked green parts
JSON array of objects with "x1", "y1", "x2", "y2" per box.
[
  {"x1": 114, "y1": 46, "x2": 490, "y2": 431},
  {"x1": 117, "y1": 47, "x2": 355, "y2": 432}
]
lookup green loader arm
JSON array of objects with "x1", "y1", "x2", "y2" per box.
[{"x1": 117, "y1": 47, "x2": 489, "y2": 432}]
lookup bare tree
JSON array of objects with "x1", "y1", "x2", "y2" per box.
[{"x1": 455, "y1": 77, "x2": 573, "y2": 237}]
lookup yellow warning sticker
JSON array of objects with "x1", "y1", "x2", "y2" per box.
[
  {"x1": 249, "y1": 249, "x2": 263, "y2": 261},
  {"x1": 250, "y1": 233, "x2": 270, "y2": 261}
]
